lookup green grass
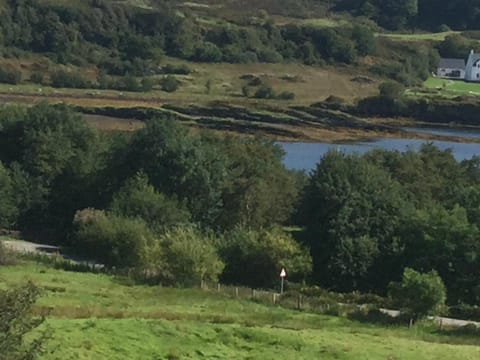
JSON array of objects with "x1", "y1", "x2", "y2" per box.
[
  {"x1": 423, "y1": 77, "x2": 480, "y2": 96},
  {"x1": 1, "y1": 262, "x2": 480, "y2": 359},
  {"x1": 378, "y1": 31, "x2": 459, "y2": 41}
]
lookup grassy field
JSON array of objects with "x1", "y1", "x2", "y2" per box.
[
  {"x1": 1, "y1": 262, "x2": 479, "y2": 359},
  {"x1": 423, "y1": 77, "x2": 480, "y2": 96},
  {"x1": 378, "y1": 31, "x2": 459, "y2": 41}
]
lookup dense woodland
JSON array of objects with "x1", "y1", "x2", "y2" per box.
[{"x1": 0, "y1": 103, "x2": 479, "y2": 308}]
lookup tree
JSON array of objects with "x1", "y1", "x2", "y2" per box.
[
  {"x1": 220, "y1": 227, "x2": 312, "y2": 288},
  {"x1": 300, "y1": 151, "x2": 410, "y2": 292},
  {"x1": 160, "y1": 75, "x2": 180, "y2": 92},
  {"x1": 0, "y1": 162, "x2": 18, "y2": 229},
  {"x1": 159, "y1": 227, "x2": 224, "y2": 286},
  {"x1": 72, "y1": 209, "x2": 155, "y2": 268},
  {"x1": 388, "y1": 268, "x2": 446, "y2": 324},
  {"x1": 379, "y1": 81, "x2": 404, "y2": 99},
  {"x1": 109, "y1": 172, "x2": 191, "y2": 233},
  {"x1": 0, "y1": 282, "x2": 46, "y2": 359}
]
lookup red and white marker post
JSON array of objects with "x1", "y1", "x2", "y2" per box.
[{"x1": 280, "y1": 267, "x2": 287, "y2": 294}]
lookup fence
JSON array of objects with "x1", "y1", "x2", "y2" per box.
[{"x1": 200, "y1": 280, "x2": 345, "y2": 315}]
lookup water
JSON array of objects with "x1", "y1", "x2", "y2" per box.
[
  {"x1": 402, "y1": 127, "x2": 480, "y2": 139},
  {"x1": 280, "y1": 137, "x2": 480, "y2": 172}
]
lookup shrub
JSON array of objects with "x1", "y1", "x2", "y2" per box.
[
  {"x1": 220, "y1": 227, "x2": 312, "y2": 288},
  {"x1": 254, "y1": 84, "x2": 275, "y2": 99},
  {"x1": 143, "y1": 227, "x2": 224, "y2": 286},
  {"x1": 72, "y1": 209, "x2": 155, "y2": 268},
  {"x1": 389, "y1": 268, "x2": 447, "y2": 324},
  {"x1": 276, "y1": 91, "x2": 295, "y2": 100},
  {"x1": 379, "y1": 81, "x2": 404, "y2": 99},
  {"x1": 140, "y1": 77, "x2": 155, "y2": 92},
  {"x1": 0, "y1": 282, "x2": 46, "y2": 359},
  {"x1": 30, "y1": 72, "x2": 45, "y2": 85},
  {"x1": 0, "y1": 67, "x2": 21, "y2": 84},
  {"x1": 51, "y1": 70, "x2": 91, "y2": 88},
  {"x1": 160, "y1": 64, "x2": 192, "y2": 75},
  {"x1": 109, "y1": 173, "x2": 191, "y2": 233},
  {"x1": 160, "y1": 75, "x2": 180, "y2": 92},
  {"x1": 193, "y1": 42, "x2": 223, "y2": 62}
]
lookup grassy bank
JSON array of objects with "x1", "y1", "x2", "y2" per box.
[{"x1": 1, "y1": 262, "x2": 479, "y2": 359}]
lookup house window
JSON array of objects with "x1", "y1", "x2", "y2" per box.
[{"x1": 477, "y1": 74, "x2": 479, "y2": 79}]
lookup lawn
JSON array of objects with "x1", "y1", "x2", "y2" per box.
[
  {"x1": 1, "y1": 262, "x2": 479, "y2": 359},
  {"x1": 423, "y1": 77, "x2": 480, "y2": 96}
]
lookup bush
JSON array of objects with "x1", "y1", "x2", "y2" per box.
[
  {"x1": 220, "y1": 227, "x2": 312, "y2": 288},
  {"x1": 379, "y1": 81, "x2": 404, "y2": 99},
  {"x1": 160, "y1": 75, "x2": 180, "y2": 92},
  {"x1": 254, "y1": 84, "x2": 275, "y2": 99},
  {"x1": 0, "y1": 67, "x2": 22, "y2": 84},
  {"x1": 30, "y1": 72, "x2": 45, "y2": 85},
  {"x1": 389, "y1": 268, "x2": 447, "y2": 323},
  {"x1": 142, "y1": 227, "x2": 224, "y2": 286},
  {"x1": 276, "y1": 91, "x2": 295, "y2": 100},
  {"x1": 140, "y1": 77, "x2": 155, "y2": 92},
  {"x1": 51, "y1": 70, "x2": 91, "y2": 88},
  {"x1": 109, "y1": 173, "x2": 191, "y2": 233},
  {"x1": 0, "y1": 282, "x2": 46, "y2": 359},
  {"x1": 72, "y1": 209, "x2": 155, "y2": 268},
  {"x1": 160, "y1": 64, "x2": 192, "y2": 75}
]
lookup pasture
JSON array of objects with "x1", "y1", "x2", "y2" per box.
[
  {"x1": 424, "y1": 77, "x2": 480, "y2": 96},
  {"x1": 1, "y1": 262, "x2": 479, "y2": 359}
]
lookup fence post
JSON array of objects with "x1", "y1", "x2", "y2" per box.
[
  {"x1": 297, "y1": 294, "x2": 302, "y2": 310},
  {"x1": 217, "y1": 283, "x2": 221, "y2": 292},
  {"x1": 273, "y1": 293, "x2": 277, "y2": 304},
  {"x1": 235, "y1": 287, "x2": 239, "y2": 298},
  {"x1": 252, "y1": 289, "x2": 256, "y2": 299}
]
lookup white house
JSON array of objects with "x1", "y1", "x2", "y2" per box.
[
  {"x1": 437, "y1": 58, "x2": 466, "y2": 79},
  {"x1": 465, "y1": 50, "x2": 480, "y2": 81},
  {"x1": 437, "y1": 50, "x2": 480, "y2": 82}
]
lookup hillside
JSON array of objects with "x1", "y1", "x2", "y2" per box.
[{"x1": 1, "y1": 261, "x2": 480, "y2": 359}]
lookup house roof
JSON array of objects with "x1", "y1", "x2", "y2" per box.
[{"x1": 439, "y1": 58, "x2": 466, "y2": 69}]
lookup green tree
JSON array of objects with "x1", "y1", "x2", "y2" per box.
[
  {"x1": 109, "y1": 172, "x2": 191, "y2": 233},
  {"x1": 73, "y1": 209, "x2": 154, "y2": 268},
  {"x1": 0, "y1": 163, "x2": 18, "y2": 229},
  {"x1": 220, "y1": 227, "x2": 312, "y2": 288},
  {"x1": 300, "y1": 151, "x2": 410, "y2": 292},
  {"x1": 159, "y1": 226, "x2": 224, "y2": 286},
  {"x1": 160, "y1": 75, "x2": 180, "y2": 92},
  {"x1": 379, "y1": 81, "x2": 404, "y2": 99},
  {"x1": 0, "y1": 282, "x2": 46, "y2": 359},
  {"x1": 389, "y1": 268, "x2": 446, "y2": 324}
]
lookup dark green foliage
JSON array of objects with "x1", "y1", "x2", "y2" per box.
[
  {"x1": 0, "y1": 163, "x2": 18, "y2": 229},
  {"x1": 220, "y1": 227, "x2": 312, "y2": 288},
  {"x1": 437, "y1": 35, "x2": 477, "y2": 58},
  {"x1": 379, "y1": 81, "x2": 404, "y2": 98},
  {"x1": 109, "y1": 173, "x2": 191, "y2": 233},
  {"x1": 0, "y1": 67, "x2": 21, "y2": 85},
  {"x1": 160, "y1": 75, "x2": 180, "y2": 92},
  {"x1": 51, "y1": 70, "x2": 91, "y2": 88},
  {"x1": 159, "y1": 64, "x2": 191, "y2": 75},
  {"x1": 73, "y1": 208, "x2": 154, "y2": 268},
  {"x1": 30, "y1": 72, "x2": 45, "y2": 85},
  {"x1": 0, "y1": 282, "x2": 46, "y2": 359},
  {"x1": 389, "y1": 268, "x2": 446, "y2": 322},
  {"x1": 300, "y1": 151, "x2": 411, "y2": 293}
]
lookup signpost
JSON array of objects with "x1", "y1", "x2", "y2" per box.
[{"x1": 280, "y1": 267, "x2": 287, "y2": 294}]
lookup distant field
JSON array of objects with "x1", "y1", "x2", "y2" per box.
[
  {"x1": 424, "y1": 77, "x2": 480, "y2": 96},
  {"x1": 0, "y1": 60, "x2": 379, "y2": 107},
  {"x1": 1, "y1": 262, "x2": 479, "y2": 359},
  {"x1": 378, "y1": 31, "x2": 459, "y2": 41}
]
